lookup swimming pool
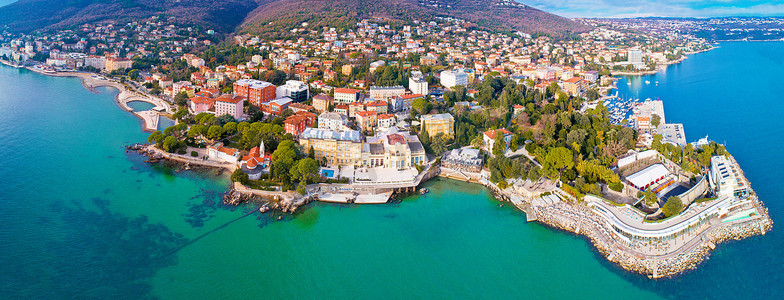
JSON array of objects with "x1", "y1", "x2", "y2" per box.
[
  {"x1": 321, "y1": 169, "x2": 335, "y2": 178},
  {"x1": 722, "y1": 208, "x2": 758, "y2": 223}
]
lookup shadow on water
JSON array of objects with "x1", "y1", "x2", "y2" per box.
[
  {"x1": 0, "y1": 197, "x2": 186, "y2": 299},
  {"x1": 158, "y1": 207, "x2": 259, "y2": 260},
  {"x1": 182, "y1": 188, "x2": 224, "y2": 228}
]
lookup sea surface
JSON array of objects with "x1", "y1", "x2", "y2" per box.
[{"x1": 0, "y1": 42, "x2": 781, "y2": 299}]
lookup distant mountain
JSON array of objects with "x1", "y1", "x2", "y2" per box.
[
  {"x1": 0, "y1": 0, "x2": 591, "y2": 38},
  {"x1": 0, "y1": 0, "x2": 257, "y2": 33},
  {"x1": 242, "y1": 0, "x2": 592, "y2": 38}
]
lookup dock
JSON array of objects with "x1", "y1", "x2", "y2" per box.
[
  {"x1": 510, "y1": 195, "x2": 537, "y2": 222},
  {"x1": 355, "y1": 192, "x2": 393, "y2": 204},
  {"x1": 135, "y1": 110, "x2": 159, "y2": 132},
  {"x1": 315, "y1": 191, "x2": 393, "y2": 204},
  {"x1": 316, "y1": 193, "x2": 353, "y2": 203}
]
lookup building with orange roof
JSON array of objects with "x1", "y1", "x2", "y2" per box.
[
  {"x1": 284, "y1": 111, "x2": 317, "y2": 136},
  {"x1": 240, "y1": 142, "x2": 269, "y2": 180},
  {"x1": 214, "y1": 94, "x2": 245, "y2": 120},
  {"x1": 289, "y1": 102, "x2": 314, "y2": 113},
  {"x1": 189, "y1": 96, "x2": 214, "y2": 114},
  {"x1": 233, "y1": 79, "x2": 275, "y2": 107},
  {"x1": 334, "y1": 88, "x2": 361, "y2": 104},
  {"x1": 377, "y1": 113, "x2": 396, "y2": 129},
  {"x1": 390, "y1": 94, "x2": 422, "y2": 112},
  {"x1": 348, "y1": 101, "x2": 365, "y2": 118},
  {"x1": 207, "y1": 143, "x2": 240, "y2": 163},
  {"x1": 365, "y1": 100, "x2": 388, "y2": 114},
  {"x1": 333, "y1": 104, "x2": 349, "y2": 115},
  {"x1": 483, "y1": 128, "x2": 514, "y2": 154},
  {"x1": 356, "y1": 111, "x2": 378, "y2": 132},
  {"x1": 563, "y1": 77, "x2": 584, "y2": 96}
]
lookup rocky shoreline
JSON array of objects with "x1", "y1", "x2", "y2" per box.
[
  {"x1": 521, "y1": 193, "x2": 772, "y2": 278},
  {"x1": 131, "y1": 141, "x2": 774, "y2": 278},
  {"x1": 470, "y1": 168, "x2": 774, "y2": 279}
]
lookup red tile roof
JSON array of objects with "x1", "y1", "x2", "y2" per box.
[
  {"x1": 356, "y1": 111, "x2": 377, "y2": 117},
  {"x1": 215, "y1": 94, "x2": 244, "y2": 104},
  {"x1": 190, "y1": 96, "x2": 213, "y2": 105},
  {"x1": 387, "y1": 134, "x2": 407, "y2": 145},
  {"x1": 366, "y1": 100, "x2": 388, "y2": 107},
  {"x1": 484, "y1": 128, "x2": 513, "y2": 139},
  {"x1": 399, "y1": 94, "x2": 424, "y2": 99},
  {"x1": 334, "y1": 88, "x2": 360, "y2": 94},
  {"x1": 377, "y1": 114, "x2": 395, "y2": 119}
]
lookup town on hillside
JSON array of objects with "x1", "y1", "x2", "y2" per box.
[{"x1": 0, "y1": 13, "x2": 772, "y2": 277}]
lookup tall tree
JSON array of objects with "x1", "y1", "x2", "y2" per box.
[
  {"x1": 662, "y1": 196, "x2": 683, "y2": 218},
  {"x1": 545, "y1": 147, "x2": 574, "y2": 178}
]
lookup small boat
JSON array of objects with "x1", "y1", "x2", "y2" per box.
[{"x1": 645, "y1": 80, "x2": 650, "y2": 84}]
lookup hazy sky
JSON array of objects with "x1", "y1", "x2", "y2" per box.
[
  {"x1": 521, "y1": 0, "x2": 784, "y2": 18},
  {"x1": 1, "y1": 1, "x2": 781, "y2": 18}
]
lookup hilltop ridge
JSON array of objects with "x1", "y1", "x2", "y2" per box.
[
  {"x1": 0, "y1": 0, "x2": 257, "y2": 33},
  {"x1": 243, "y1": 0, "x2": 591, "y2": 38},
  {"x1": 0, "y1": 0, "x2": 591, "y2": 38}
]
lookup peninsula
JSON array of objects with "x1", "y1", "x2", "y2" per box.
[{"x1": 0, "y1": 8, "x2": 774, "y2": 279}]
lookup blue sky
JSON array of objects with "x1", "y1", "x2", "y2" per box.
[{"x1": 521, "y1": 0, "x2": 784, "y2": 18}]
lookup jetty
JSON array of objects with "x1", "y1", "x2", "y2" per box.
[{"x1": 115, "y1": 90, "x2": 171, "y2": 132}]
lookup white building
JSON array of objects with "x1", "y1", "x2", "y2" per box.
[
  {"x1": 483, "y1": 128, "x2": 513, "y2": 154},
  {"x1": 45, "y1": 58, "x2": 67, "y2": 66},
  {"x1": 369, "y1": 60, "x2": 386, "y2": 72},
  {"x1": 172, "y1": 81, "x2": 193, "y2": 96},
  {"x1": 377, "y1": 114, "x2": 396, "y2": 129},
  {"x1": 440, "y1": 69, "x2": 468, "y2": 89},
  {"x1": 207, "y1": 143, "x2": 240, "y2": 163},
  {"x1": 276, "y1": 80, "x2": 309, "y2": 103},
  {"x1": 334, "y1": 88, "x2": 361, "y2": 104},
  {"x1": 409, "y1": 71, "x2": 428, "y2": 95},
  {"x1": 369, "y1": 86, "x2": 405, "y2": 101},
  {"x1": 362, "y1": 127, "x2": 426, "y2": 169},
  {"x1": 251, "y1": 55, "x2": 264, "y2": 64},
  {"x1": 628, "y1": 49, "x2": 643, "y2": 64},
  {"x1": 709, "y1": 156, "x2": 750, "y2": 199},
  {"x1": 84, "y1": 56, "x2": 106, "y2": 69},
  {"x1": 317, "y1": 112, "x2": 349, "y2": 130},
  {"x1": 390, "y1": 94, "x2": 420, "y2": 113}
]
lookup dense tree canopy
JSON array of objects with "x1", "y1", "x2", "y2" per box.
[{"x1": 663, "y1": 196, "x2": 683, "y2": 218}]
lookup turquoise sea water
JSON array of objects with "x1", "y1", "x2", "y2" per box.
[
  {"x1": 127, "y1": 100, "x2": 156, "y2": 111},
  {"x1": 0, "y1": 41, "x2": 781, "y2": 299}
]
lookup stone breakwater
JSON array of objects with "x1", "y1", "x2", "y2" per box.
[
  {"x1": 474, "y1": 174, "x2": 773, "y2": 278},
  {"x1": 522, "y1": 196, "x2": 773, "y2": 278}
]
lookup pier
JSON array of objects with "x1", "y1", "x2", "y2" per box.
[{"x1": 116, "y1": 90, "x2": 171, "y2": 132}]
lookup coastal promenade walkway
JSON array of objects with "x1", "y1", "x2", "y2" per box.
[
  {"x1": 116, "y1": 89, "x2": 170, "y2": 131},
  {"x1": 234, "y1": 182, "x2": 299, "y2": 202},
  {"x1": 145, "y1": 145, "x2": 237, "y2": 171},
  {"x1": 27, "y1": 68, "x2": 173, "y2": 132},
  {"x1": 584, "y1": 194, "x2": 764, "y2": 260}
]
